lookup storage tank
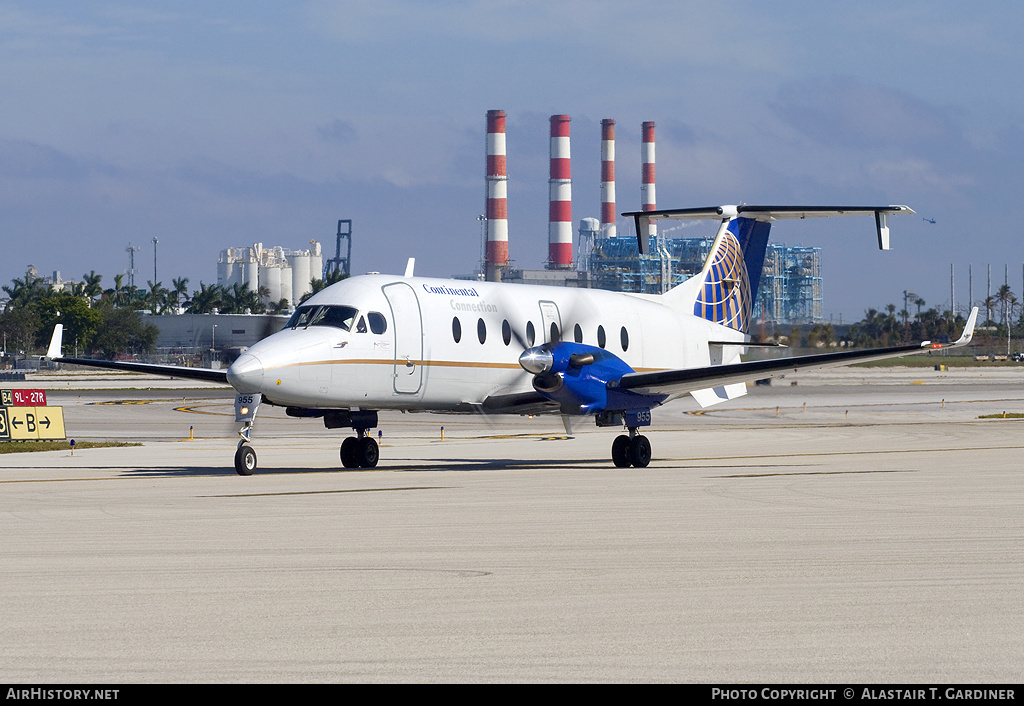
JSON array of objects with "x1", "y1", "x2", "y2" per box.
[
  {"x1": 241, "y1": 260, "x2": 259, "y2": 294},
  {"x1": 280, "y1": 265, "x2": 293, "y2": 307},
  {"x1": 289, "y1": 253, "x2": 311, "y2": 301},
  {"x1": 260, "y1": 266, "x2": 283, "y2": 303}
]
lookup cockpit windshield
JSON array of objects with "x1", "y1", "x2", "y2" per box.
[{"x1": 285, "y1": 305, "x2": 358, "y2": 331}]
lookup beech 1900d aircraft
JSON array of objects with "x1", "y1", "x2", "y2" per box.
[{"x1": 49, "y1": 205, "x2": 978, "y2": 475}]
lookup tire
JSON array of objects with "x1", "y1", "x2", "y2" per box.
[
  {"x1": 358, "y1": 437, "x2": 379, "y2": 468},
  {"x1": 611, "y1": 435, "x2": 631, "y2": 468},
  {"x1": 340, "y1": 437, "x2": 359, "y2": 468},
  {"x1": 234, "y1": 444, "x2": 257, "y2": 475},
  {"x1": 629, "y1": 435, "x2": 652, "y2": 468}
]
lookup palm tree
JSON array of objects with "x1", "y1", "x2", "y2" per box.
[
  {"x1": 145, "y1": 280, "x2": 169, "y2": 315},
  {"x1": 996, "y1": 284, "x2": 1018, "y2": 355},
  {"x1": 171, "y1": 277, "x2": 190, "y2": 309},
  {"x1": 188, "y1": 282, "x2": 222, "y2": 314},
  {"x1": 82, "y1": 271, "x2": 103, "y2": 306},
  {"x1": 2, "y1": 275, "x2": 48, "y2": 311}
]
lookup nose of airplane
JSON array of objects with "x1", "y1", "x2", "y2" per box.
[{"x1": 227, "y1": 352, "x2": 265, "y2": 393}]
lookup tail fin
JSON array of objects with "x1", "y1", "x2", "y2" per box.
[
  {"x1": 633, "y1": 204, "x2": 914, "y2": 334},
  {"x1": 690, "y1": 217, "x2": 771, "y2": 333}
]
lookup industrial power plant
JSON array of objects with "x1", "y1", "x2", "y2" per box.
[{"x1": 478, "y1": 110, "x2": 823, "y2": 324}]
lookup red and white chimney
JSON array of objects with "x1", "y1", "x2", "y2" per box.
[
  {"x1": 485, "y1": 109, "x2": 508, "y2": 282},
  {"x1": 548, "y1": 114, "x2": 573, "y2": 269},
  {"x1": 600, "y1": 119, "x2": 616, "y2": 238},
  {"x1": 641, "y1": 121, "x2": 656, "y2": 240}
]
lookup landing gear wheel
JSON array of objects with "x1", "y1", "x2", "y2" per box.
[
  {"x1": 358, "y1": 437, "x2": 379, "y2": 468},
  {"x1": 234, "y1": 444, "x2": 257, "y2": 476},
  {"x1": 340, "y1": 437, "x2": 359, "y2": 468},
  {"x1": 611, "y1": 435, "x2": 631, "y2": 468},
  {"x1": 628, "y1": 435, "x2": 652, "y2": 468}
]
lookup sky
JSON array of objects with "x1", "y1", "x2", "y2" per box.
[{"x1": 2, "y1": 1, "x2": 1022, "y2": 321}]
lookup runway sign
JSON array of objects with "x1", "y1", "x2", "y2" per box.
[
  {"x1": 1, "y1": 389, "x2": 47, "y2": 406},
  {"x1": 0, "y1": 406, "x2": 66, "y2": 441}
]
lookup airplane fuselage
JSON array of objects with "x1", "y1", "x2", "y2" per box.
[{"x1": 227, "y1": 274, "x2": 742, "y2": 413}]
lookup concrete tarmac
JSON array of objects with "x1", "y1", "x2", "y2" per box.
[{"x1": 1, "y1": 367, "x2": 1023, "y2": 682}]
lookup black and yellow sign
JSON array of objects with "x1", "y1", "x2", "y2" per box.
[{"x1": 0, "y1": 406, "x2": 66, "y2": 441}]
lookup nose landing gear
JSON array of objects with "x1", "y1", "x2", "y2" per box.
[{"x1": 233, "y1": 393, "x2": 262, "y2": 476}]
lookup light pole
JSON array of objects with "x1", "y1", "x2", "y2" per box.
[{"x1": 212, "y1": 324, "x2": 218, "y2": 364}]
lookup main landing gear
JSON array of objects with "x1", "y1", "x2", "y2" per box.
[
  {"x1": 611, "y1": 428, "x2": 652, "y2": 468},
  {"x1": 340, "y1": 431, "x2": 378, "y2": 468},
  {"x1": 598, "y1": 409, "x2": 653, "y2": 468},
  {"x1": 327, "y1": 409, "x2": 380, "y2": 469}
]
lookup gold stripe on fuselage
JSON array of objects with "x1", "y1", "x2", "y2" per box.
[{"x1": 263, "y1": 359, "x2": 662, "y2": 372}]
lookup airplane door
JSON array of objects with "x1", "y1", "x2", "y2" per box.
[
  {"x1": 382, "y1": 282, "x2": 424, "y2": 394},
  {"x1": 538, "y1": 300, "x2": 562, "y2": 343}
]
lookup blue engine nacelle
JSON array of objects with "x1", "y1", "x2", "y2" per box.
[{"x1": 519, "y1": 342, "x2": 668, "y2": 415}]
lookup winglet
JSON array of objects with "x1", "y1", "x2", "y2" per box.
[
  {"x1": 954, "y1": 306, "x2": 979, "y2": 346},
  {"x1": 45, "y1": 324, "x2": 64, "y2": 359},
  {"x1": 404, "y1": 258, "x2": 415, "y2": 278},
  {"x1": 923, "y1": 306, "x2": 978, "y2": 350}
]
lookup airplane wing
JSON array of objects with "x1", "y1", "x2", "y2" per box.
[
  {"x1": 54, "y1": 356, "x2": 230, "y2": 384},
  {"x1": 45, "y1": 323, "x2": 230, "y2": 384},
  {"x1": 618, "y1": 307, "x2": 977, "y2": 399}
]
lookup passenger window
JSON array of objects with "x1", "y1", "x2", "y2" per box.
[
  {"x1": 452, "y1": 317, "x2": 462, "y2": 343},
  {"x1": 367, "y1": 312, "x2": 387, "y2": 334},
  {"x1": 574, "y1": 324, "x2": 583, "y2": 343},
  {"x1": 550, "y1": 322, "x2": 559, "y2": 342},
  {"x1": 502, "y1": 320, "x2": 512, "y2": 346},
  {"x1": 477, "y1": 318, "x2": 487, "y2": 344},
  {"x1": 597, "y1": 325, "x2": 606, "y2": 349},
  {"x1": 620, "y1": 327, "x2": 629, "y2": 351},
  {"x1": 526, "y1": 321, "x2": 535, "y2": 347}
]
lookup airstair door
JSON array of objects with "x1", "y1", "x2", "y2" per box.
[
  {"x1": 382, "y1": 282, "x2": 424, "y2": 394},
  {"x1": 538, "y1": 300, "x2": 562, "y2": 343}
]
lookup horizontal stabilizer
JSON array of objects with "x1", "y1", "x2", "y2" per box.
[{"x1": 622, "y1": 205, "x2": 914, "y2": 253}]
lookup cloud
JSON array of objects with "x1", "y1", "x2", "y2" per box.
[
  {"x1": 772, "y1": 76, "x2": 964, "y2": 152},
  {"x1": 0, "y1": 138, "x2": 87, "y2": 179},
  {"x1": 316, "y1": 119, "x2": 357, "y2": 143}
]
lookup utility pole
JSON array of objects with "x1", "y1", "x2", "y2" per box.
[
  {"x1": 126, "y1": 244, "x2": 140, "y2": 288},
  {"x1": 153, "y1": 237, "x2": 159, "y2": 284}
]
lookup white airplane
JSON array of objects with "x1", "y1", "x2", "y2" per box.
[{"x1": 50, "y1": 204, "x2": 978, "y2": 475}]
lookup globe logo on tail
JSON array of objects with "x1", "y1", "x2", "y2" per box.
[{"x1": 693, "y1": 228, "x2": 751, "y2": 332}]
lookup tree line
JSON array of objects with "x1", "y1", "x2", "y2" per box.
[
  {"x1": 778, "y1": 287, "x2": 1018, "y2": 353},
  {"x1": 1, "y1": 269, "x2": 346, "y2": 360}
]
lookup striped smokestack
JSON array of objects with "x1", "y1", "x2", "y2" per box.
[
  {"x1": 548, "y1": 115, "x2": 572, "y2": 269},
  {"x1": 600, "y1": 119, "x2": 616, "y2": 238},
  {"x1": 641, "y1": 121, "x2": 656, "y2": 241},
  {"x1": 485, "y1": 109, "x2": 508, "y2": 282}
]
